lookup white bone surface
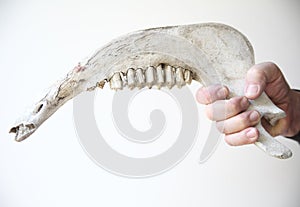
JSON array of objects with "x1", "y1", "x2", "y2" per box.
[{"x1": 9, "y1": 23, "x2": 292, "y2": 159}]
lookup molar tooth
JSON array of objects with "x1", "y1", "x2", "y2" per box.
[
  {"x1": 126, "y1": 68, "x2": 136, "y2": 89},
  {"x1": 120, "y1": 72, "x2": 127, "y2": 87},
  {"x1": 165, "y1": 65, "x2": 175, "y2": 89},
  {"x1": 145, "y1": 66, "x2": 156, "y2": 88},
  {"x1": 135, "y1": 68, "x2": 145, "y2": 89},
  {"x1": 110, "y1": 72, "x2": 123, "y2": 90},
  {"x1": 156, "y1": 64, "x2": 165, "y2": 89},
  {"x1": 184, "y1": 69, "x2": 192, "y2": 84},
  {"x1": 175, "y1": 67, "x2": 185, "y2": 88}
]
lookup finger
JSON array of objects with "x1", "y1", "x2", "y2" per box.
[
  {"x1": 216, "y1": 110, "x2": 260, "y2": 134},
  {"x1": 244, "y1": 62, "x2": 284, "y2": 99},
  {"x1": 205, "y1": 96, "x2": 249, "y2": 121},
  {"x1": 196, "y1": 84, "x2": 228, "y2": 105},
  {"x1": 224, "y1": 127, "x2": 259, "y2": 146}
]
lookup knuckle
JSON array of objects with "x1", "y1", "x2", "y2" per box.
[
  {"x1": 216, "y1": 121, "x2": 225, "y2": 133},
  {"x1": 217, "y1": 86, "x2": 229, "y2": 99},
  {"x1": 247, "y1": 65, "x2": 265, "y2": 80},
  {"x1": 264, "y1": 61, "x2": 277, "y2": 69},
  {"x1": 196, "y1": 88, "x2": 206, "y2": 104},
  {"x1": 228, "y1": 98, "x2": 242, "y2": 114},
  {"x1": 198, "y1": 87, "x2": 213, "y2": 104},
  {"x1": 238, "y1": 112, "x2": 253, "y2": 127},
  {"x1": 198, "y1": 84, "x2": 228, "y2": 105},
  {"x1": 226, "y1": 97, "x2": 248, "y2": 117},
  {"x1": 249, "y1": 64, "x2": 263, "y2": 73},
  {"x1": 205, "y1": 105, "x2": 214, "y2": 120}
]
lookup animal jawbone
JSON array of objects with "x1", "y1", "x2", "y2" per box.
[{"x1": 9, "y1": 23, "x2": 292, "y2": 159}]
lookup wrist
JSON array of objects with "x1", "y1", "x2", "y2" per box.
[
  {"x1": 291, "y1": 89, "x2": 300, "y2": 131},
  {"x1": 286, "y1": 89, "x2": 300, "y2": 142}
]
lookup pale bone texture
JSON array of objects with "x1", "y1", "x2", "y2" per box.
[{"x1": 9, "y1": 23, "x2": 292, "y2": 159}]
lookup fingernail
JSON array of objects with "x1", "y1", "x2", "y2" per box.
[
  {"x1": 249, "y1": 111, "x2": 260, "y2": 122},
  {"x1": 245, "y1": 84, "x2": 259, "y2": 98},
  {"x1": 240, "y1": 97, "x2": 249, "y2": 108},
  {"x1": 246, "y1": 128, "x2": 257, "y2": 139},
  {"x1": 217, "y1": 87, "x2": 227, "y2": 98}
]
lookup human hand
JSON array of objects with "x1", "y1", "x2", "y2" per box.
[{"x1": 196, "y1": 62, "x2": 300, "y2": 146}]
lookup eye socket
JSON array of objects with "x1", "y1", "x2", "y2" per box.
[{"x1": 34, "y1": 103, "x2": 44, "y2": 114}]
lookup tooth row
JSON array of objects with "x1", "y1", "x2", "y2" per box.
[{"x1": 109, "y1": 64, "x2": 193, "y2": 90}]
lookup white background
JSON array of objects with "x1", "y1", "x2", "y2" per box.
[{"x1": 1, "y1": 0, "x2": 300, "y2": 206}]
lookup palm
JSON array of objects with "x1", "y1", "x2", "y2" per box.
[{"x1": 262, "y1": 68, "x2": 295, "y2": 136}]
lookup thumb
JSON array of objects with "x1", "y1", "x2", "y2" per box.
[{"x1": 244, "y1": 62, "x2": 280, "y2": 100}]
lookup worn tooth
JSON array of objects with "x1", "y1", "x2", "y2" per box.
[
  {"x1": 97, "y1": 80, "x2": 106, "y2": 89},
  {"x1": 110, "y1": 72, "x2": 123, "y2": 90},
  {"x1": 126, "y1": 68, "x2": 136, "y2": 89},
  {"x1": 156, "y1": 64, "x2": 165, "y2": 89},
  {"x1": 135, "y1": 68, "x2": 145, "y2": 89},
  {"x1": 145, "y1": 66, "x2": 156, "y2": 88},
  {"x1": 165, "y1": 65, "x2": 175, "y2": 89},
  {"x1": 175, "y1": 67, "x2": 185, "y2": 88},
  {"x1": 120, "y1": 72, "x2": 127, "y2": 87},
  {"x1": 184, "y1": 69, "x2": 192, "y2": 84}
]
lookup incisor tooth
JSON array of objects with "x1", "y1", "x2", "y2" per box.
[
  {"x1": 156, "y1": 64, "x2": 165, "y2": 89},
  {"x1": 135, "y1": 68, "x2": 145, "y2": 88},
  {"x1": 184, "y1": 69, "x2": 192, "y2": 84},
  {"x1": 110, "y1": 72, "x2": 123, "y2": 90},
  {"x1": 175, "y1": 67, "x2": 185, "y2": 88},
  {"x1": 165, "y1": 65, "x2": 175, "y2": 89},
  {"x1": 145, "y1": 66, "x2": 156, "y2": 88}
]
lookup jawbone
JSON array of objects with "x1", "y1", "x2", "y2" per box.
[{"x1": 9, "y1": 23, "x2": 292, "y2": 159}]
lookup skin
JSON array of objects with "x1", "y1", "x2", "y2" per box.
[{"x1": 196, "y1": 62, "x2": 300, "y2": 146}]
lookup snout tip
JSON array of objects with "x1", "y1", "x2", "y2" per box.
[{"x1": 9, "y1": 123, "x2": 36, "y2": 142}]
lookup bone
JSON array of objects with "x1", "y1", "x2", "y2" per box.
[
  {"x1": 165, "y1": 65, "x2": 175, "y2": 89},
  {"x1": 184, "y1": 69, "x2": 192, "y2": 84},
  {"x1": 135, "y1": 68, "x2": 145, "y2": 88},
  {"x1": 145, "y1": 66, "x2": 156, "y2": 88},
  {"x1": 126, "y1": 68, "x2": 136, "y2": 89},
  {"x1": 109, "y1": 72, "x2": 123, "y2": 90},
  {"x1": 156, "y1": 64, "x2": 165, "y2": 89},
  {"x1": 175, "y1": 67, "x2": 186, "y2": 88},
  {"x1": 9, "y1": 23, "x2": 292, "y2": 159}
]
